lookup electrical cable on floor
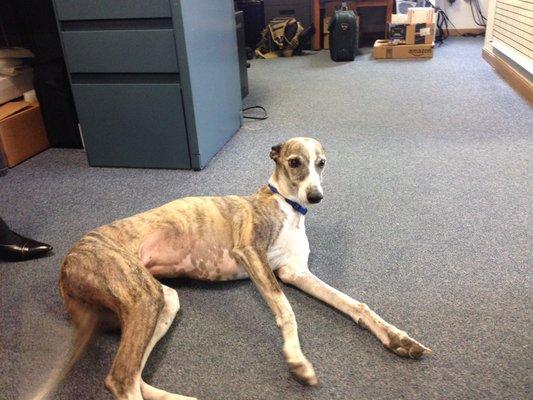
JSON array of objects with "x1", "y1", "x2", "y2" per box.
[{"x1": 243, "y1": 105, "x2": 268, "y2": 120}]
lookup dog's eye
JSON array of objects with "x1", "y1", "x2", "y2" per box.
[
  {"x1": 317, "y1": 159, "x2": 326, "y2": 168},
  {"x1": 288, "y1": 158, "x2": 301, "y2": 168}
]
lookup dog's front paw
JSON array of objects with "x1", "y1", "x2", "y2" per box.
[
  {"x1": 289, "y1": 358, "x2": 318, "y2": 386},
  {"x1": 385, "y1": 328, "x2": 432, "y2": 359}
]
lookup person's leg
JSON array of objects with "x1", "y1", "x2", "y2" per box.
[
  {"x1": 0, "y1": 217, "x2": 18, "y2": 243},
  {"x1": 0, "y1": 151, "x2": 7, "y2": 176},
  {"x1": 0, "y1": 217, "x2": 52, "y2": 261}
]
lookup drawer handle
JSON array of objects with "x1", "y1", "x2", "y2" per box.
[
  {"x1": 61, "y1": 18, "x2": 173, "y2": 31},
  {"x1": 71, "y1": 73, "x2": 180, "y2": 84}
]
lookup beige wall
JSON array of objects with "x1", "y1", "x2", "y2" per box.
[{"x1": 435, "y1": 0, "x2": 490, "y2": 30}]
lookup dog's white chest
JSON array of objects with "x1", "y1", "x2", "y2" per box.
[{"x1": 267, "y1": 203, "x2": 310, "y2": 270}]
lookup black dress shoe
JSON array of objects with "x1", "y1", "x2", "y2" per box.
[{"x1": 0, "y1": 232, "x2": 53, "y2": 261}]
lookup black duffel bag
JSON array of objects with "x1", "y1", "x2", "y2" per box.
[{"x1": 329, "y1": 5, "x2": 358, "y2": 62}]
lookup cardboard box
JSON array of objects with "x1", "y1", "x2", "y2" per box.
[
  {"x1": 0, "y1": 67, "x2": 34, "y2": 105},
  {"x1": 391, "y1": 14, "x2": 409, "y2": 24},
  {"x1": 323, "y1": 16, "x2": 332, "y2": 49},
  {"x1": 407, "y1": 7, "x2": 434, "y2": 24},
  {"x1": 323, "y1": 16, "x2": 331, "y2": 33},
  {"x1": 373, "y1": 40, "x2": 433, "y2": 59},
  {"x1": 387, "y1": 21, "x2": 435, "y2": 45},
  {"x1": 406, "y1": 23, "x2": 435, "y2": 45},
  {"x1": 389, "y1": 24, "x2": 407, "y2": 41},
  {"x1": 0, "y1": 101, "x2": 49, "y2": 167}
]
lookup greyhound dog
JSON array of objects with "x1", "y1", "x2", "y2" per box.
[{"x1": 35, "y1": 137, "x2": 430, "y2": 400}]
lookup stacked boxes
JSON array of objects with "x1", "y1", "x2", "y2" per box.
[
  {"x1": 374, "y1": 7, "x2": 436, "y2": 59},
  {"x1": 0, "y1": 48, "x2": 49, "y2": 167},
  {"x1": 0, "y1": 48, "x2": 34, "y2": 104},
  {"x1": 0, "y1": 101, "x2": 50, "y2": 167}
]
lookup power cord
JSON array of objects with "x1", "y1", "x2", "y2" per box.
[
  {"x1": 243, "y1": 105, "x2": 268, "y2": 120},
  {"x1": 420, "y1": 0, "x2": 484, "y2": 44},
  {"x1": 468, "y1": 0, "x2": 487, "y2": 27},
  {"x1": 435, "y1": 6, "x2": 452, "y2": 43}
]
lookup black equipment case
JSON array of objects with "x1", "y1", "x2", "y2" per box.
[{"x1": 328, "y1": 4, "x2": 358, "y2": 62}]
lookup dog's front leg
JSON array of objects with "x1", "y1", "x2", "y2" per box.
[
  {"x1": 232, "y1": 246, "x2": 317, "y2": 385},
  {"x1": 276, "y1": 265, "x2": 431, "y2": 358}
]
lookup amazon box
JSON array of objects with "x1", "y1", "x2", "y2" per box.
[
  {"x1": 389, "y1": 24, "x2": 407, "y2": 41},
  {"x1": 406, "y1": 23, "x2": 435, "y2": 45},
  {"x1": 373, "y1": 40, "x2": 433, "y2": 59},
  {"x1": 0, "y1": 101, "x2": 49, "y2": 167}
]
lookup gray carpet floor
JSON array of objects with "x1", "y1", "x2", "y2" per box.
[{"x1": 0, "y1": 38, "x2": 531, "y2": 400}]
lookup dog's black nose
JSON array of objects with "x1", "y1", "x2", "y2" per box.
[{"x1": 307, "y1": 192, "x2": 323, "y2": 204}]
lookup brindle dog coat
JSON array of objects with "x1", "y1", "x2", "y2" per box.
[{"x1": 34, "y1": 137, "x2": 430, "y2": 400}]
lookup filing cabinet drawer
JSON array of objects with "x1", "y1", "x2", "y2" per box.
[
  {"x1": 54, "y1": 0, "x2": 241, "y2": 170},
  {"x1": 71, "y1": 82, "x2": 190, "y2": 169},
  {"x1": 54, "y1": 0, "x2": 172, "y2": 20},
  {"x1": 62, "y1": 30, "x2": 179, "y2": 73}
]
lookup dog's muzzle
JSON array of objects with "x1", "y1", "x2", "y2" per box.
[{"x1": 306, "y1": 187, "x2": 323, "y2": 204}]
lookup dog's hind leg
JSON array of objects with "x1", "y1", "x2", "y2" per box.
[
  {"x1": 139, "y1": 285, "x2": 197, "y2": 400},
  {"x1": 60, "y1": 244, "x2": 167, "y2": 400},
  {"x1": 73, "y1": 277, "x2": 193, "y2": 400},
  {"x1": 103, "y1": 293, "x2": 162, "y2": 400}
]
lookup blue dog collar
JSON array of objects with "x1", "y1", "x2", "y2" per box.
[{"x1": 268, "y1": 184, "x2": 308, "y2": 215}]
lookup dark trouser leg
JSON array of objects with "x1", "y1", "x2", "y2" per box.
[
  {"x1": 0, "y1": 151, "x2": 7, "y2": 176},
  {"x1": 0, "y1": 217, "x2": 18, "y2": 243}
]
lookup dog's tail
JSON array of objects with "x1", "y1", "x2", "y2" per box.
[{"x1": 26, "y1": 308, "x2": 98, "y2": 400}]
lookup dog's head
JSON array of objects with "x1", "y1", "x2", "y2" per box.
[{"x1": 270, "y1": 137, "x2": 326, "y2": 205}]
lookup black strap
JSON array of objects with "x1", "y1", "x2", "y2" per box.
[{"x1": 243, "y1": 106, "x2": 268, "y2": 120}]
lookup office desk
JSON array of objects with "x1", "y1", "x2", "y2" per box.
[{"x1": 312, "y1": 0, "x2": 394, "y2": 49}]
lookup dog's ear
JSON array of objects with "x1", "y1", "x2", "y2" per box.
[{"x1": 270, "y1": 143, "x2": 284, "y2": 161}]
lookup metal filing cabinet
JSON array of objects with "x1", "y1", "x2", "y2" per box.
[{"x1": 53, "y1": 0, "x2": 242, "y2": 170}]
